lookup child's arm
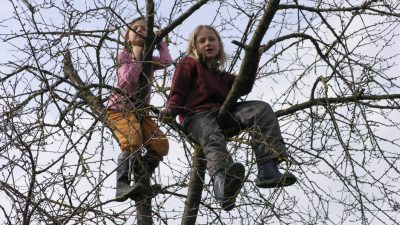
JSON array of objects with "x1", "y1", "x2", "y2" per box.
[
  {"x1": 166, "y1": 58, "x2": 195, "y2": 116},
  {"x1": 153, "y1": 41, "x2": 173, "y2": 70}
]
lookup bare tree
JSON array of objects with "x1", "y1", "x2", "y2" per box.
[{"x1": 1, "y1": 0, "x2": 399, "y2": 225}]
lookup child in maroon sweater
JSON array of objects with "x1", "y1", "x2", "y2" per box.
[{"x1": 161, "y1": 25, "x2": 296, "y2": 211}]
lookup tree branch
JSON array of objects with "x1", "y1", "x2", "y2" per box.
[
  {"x1": 217, "y1": 0, "x2": 281, "y2": 124},
  {"x1": 275, "y1": 93, "x2": 400, "y2": 117},
  {"x1": 63, "y1": 49, "x2": 106, "y2": 119},
  {"x1": 156, "y1": 0, "x2": 210, "y2": 42}
]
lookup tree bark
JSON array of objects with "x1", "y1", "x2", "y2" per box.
[
  {"x1": 63, "y1": 49, "x2": 105, "y2": 118},
  {"x1": 135, "y1": 194, "x2": 153, "y2": 225},
  {"x1": 181, "y1": 145, "x2": 206, "y2": 225}
]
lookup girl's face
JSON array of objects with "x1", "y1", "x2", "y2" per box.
[
  {"x1": 195, "y1": 28, "x2": 221, "y2": 63},
  {"x1": 128, "y1": 20, "x2": 147, "y2": 47}
]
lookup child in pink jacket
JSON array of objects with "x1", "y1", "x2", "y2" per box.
[{"x1": 107, "y1": 17, "x2": 172, "y2": 201}]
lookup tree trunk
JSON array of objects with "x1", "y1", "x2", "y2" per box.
[
  {"x1": 181, "y1": 145, "x2": 206, "y2": 225},
  {"x1": 135, "y1": 189, "x2": 153, "y2": 225}
]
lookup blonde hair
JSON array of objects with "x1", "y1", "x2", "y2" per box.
[
  {"x1": 187, "y1": 25, "x2": 227, "y2": 70},
  {"x1": 123, "y1": 17, "x2": 145, "y2": 52}
]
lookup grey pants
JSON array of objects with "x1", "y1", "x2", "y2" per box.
[{"x1": 184, "y1": 100, "x2": 287, "y2": 176}]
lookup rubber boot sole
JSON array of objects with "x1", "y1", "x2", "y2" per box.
[
  {"x1": 221, "y1": 163, "x2": 245, "y2": 211},
  {"x1": 255, "y1": 172, "x2": 297, "y2": 188},
  {"x1": 115, "y1": 183, "x2": 144, "y2": 202}
]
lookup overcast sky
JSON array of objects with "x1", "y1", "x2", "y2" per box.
[{"x1": 1, "y1": 1, "x2": 399, "y2": 225}]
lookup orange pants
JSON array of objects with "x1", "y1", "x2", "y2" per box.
[{"x1": 106, "y1": 110, "x2": 169, "y2": 159}]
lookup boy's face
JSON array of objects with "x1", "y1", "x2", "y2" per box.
[
  {"x1": 195, "y1": 28, "x2": 220, "y2": 62},
  {"x1": 128, "y1": 20, "x2": 147, "y2": 47}
]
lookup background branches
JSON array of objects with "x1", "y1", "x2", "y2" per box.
[{"x1": 0, "y1": 0, "x2": 399, "y2": 224}]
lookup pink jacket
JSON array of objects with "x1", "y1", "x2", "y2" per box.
[{"x1": 107, "y1": 42, "x2": 172, "y2": 110}]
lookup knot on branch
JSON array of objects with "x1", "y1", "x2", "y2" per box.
[{"x1": 232, "y1": 40, "x2": 247, "y2": 50}]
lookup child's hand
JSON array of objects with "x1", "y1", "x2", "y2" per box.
[
  {"x1": 154, "y1": 28, "x2": 162, "y2": 37},
  {"x1": 154, "y1": 27, "x2": 171, "y2": 46},
  {"x1": 159, "y1": 108, "x2": 173, "y2": 122},
  {"x1": 129, "y1": 38, "x2": 145, "y2": 49},
  {"x1": 131, "y1": 44, "x2": 143, "y2": 52}
]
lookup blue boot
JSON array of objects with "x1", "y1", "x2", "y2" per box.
[
  {"x1": 255, "y1": 159, "x2": 296, "y2": 188},
  {"x1": 213, "y1": 162, "x2": 245, "y2": 211}
]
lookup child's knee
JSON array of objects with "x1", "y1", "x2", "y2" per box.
[
  {"x1": 148, "y1": 138, "x2": 169, "y2": 157},
  {"x1": 120, "y1": 142, "x2": 142, "y2": 154},
  {"x1": 203, "y1": 132, "x2": 226, "y2": 148}
]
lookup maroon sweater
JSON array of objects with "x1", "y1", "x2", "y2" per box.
[{"x1": 167, "y1": 56, "x2": 256, "y2": 120}]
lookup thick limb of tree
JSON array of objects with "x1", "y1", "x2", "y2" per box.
[
  {"x1": 217, "y1": 0, "x2": 281, "y2": 125},
  {"x1": 181, "y1": 145, "x2": 206, "y2": 225},
  {"x1": 63, "y1": 49, "x2": 106, "y2": 118}
]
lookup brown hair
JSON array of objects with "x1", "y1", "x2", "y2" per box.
[
  {"x1": 123, "y1": 17, "x2": 145, "y2": 51},
  {"x1": 187, "y1": 25, "x2": 227, "y2": 70}
]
